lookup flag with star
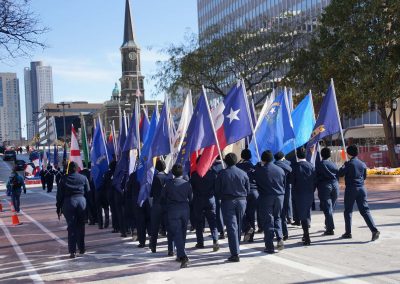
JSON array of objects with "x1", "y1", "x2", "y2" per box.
[
  {"x1": 196, "y1": 81, "x2": 253, "y2": 176},
  {"x1": 248, "y1": 90, "x2": 295, "y2": 164}
]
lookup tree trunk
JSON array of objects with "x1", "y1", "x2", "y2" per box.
[{"x1": 378, "y1": 105, "x2": 398, "y2": 168}]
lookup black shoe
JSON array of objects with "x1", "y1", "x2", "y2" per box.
[
  {"x1": 243, "y1": 228, "x2": 254, "y2": 242},
  {"x1": 256, "y1": 228, "x2": 263, "y2": 233},
  {"x1": 323, "y1": 230, "x2": 334, "y2": 236},
  {"x1": 213, "y1": 241, "x2": 220, "y2": 252},
  {"x1": 175, "y1": 256, "x2": 181, "y2": 262},
  {"x1": 219, "y1": 233, "x2": 225, "y2": 240},
  {"x1": 190, "y1": 226, "x2": 195, "y2": 232},
  {"x1": 150, "y1": 246, "x2": 156, "y2": 253},
  {"x1": 303, "y1": 238, "x2": 311, "y2": 246},
  {"x1": 227, "y1": 255, "x2": 240, "y2": 262},
  {"x1": 69, "y1": 253, "x2": 76, "y2": 259},
  {"x1": 264, "y1": 248, "x2": 276, "y2": 254},
  {"x1": 98, "y1": 225, "x2": 103, "y2": 230},
  {"x1": 248, "y1": 236, "x2": 254, "y2": 243},
  {"x1": 168, "y1": 251, "x2": 175, "y2": 257},
  {"x1": 194, "y1": 243, "x2": 204, "y2": 249},
  {"x1": 287, "y1": 218, "x2": 292, "y2": 224},
  {"x1": 180, "y1": 256, "x2": 189, "y2": 268},
  {"x1": 292, "y1": 221, "x2": 300, "y2": 226},
  {"x1": 283, "y1": 235, "x2": 288, "y2": 241},
  {"x1": 371, "y1": 230, "x2": 380, "y2": 241},
  {"x1": 79, "y1": 249, "x2": 85, "y2": 255},
  {"x1": 120, "y1": 233, "x2": 127, "y2": 238},
  {"x1": 137, "y1": 243, "x2": 145, "y2": 248},
  {"x1": 104, "y1": 221, "x2": 109, "y2": 229},
  {"x1": 341, "y1": 233, "x2": 352, "y2": 239},
  {"x1": 277, "y1": 240, "x2": 284, "y2": 251},
  {"x1": 112, "y1": 229, "x2": 119, "y2": 233}
]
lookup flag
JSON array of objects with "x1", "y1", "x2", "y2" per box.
[
  {"x1": 53, "y1": 145, "x2": 59, "y2": 167},
  {"x1": 69, "y1": 124, "x2": 84, "y2": 171},
  {"x1": 175, "y1": 90, "x2": 216, "y2": 174},
  {"x1": 42, "y1": 150, "x2": 48, "y2": 168},
  {"x1": 81, "y1": 116, "x2": 90, "y2": 167},
  {"x1": 196, "y1": 82, "x2": 253, "y2": 176},
  {"x1": 165, "y1": 91, "x2": 193, "y2": 171},
  {"x1": 90, "y1": 118, "x2": 109, "y2": 190},
  {"x1": 140, "y1": 107, "x2": 150, "y2": 143},
  {"x1": 282, "y1": 92, "x2": 316, "y2": 154},
  {"x1": 137, "y1": 107, "x2": 159, "y2": 205},
  {"x1": 249, "y1": 90, "x2": 295, "y2": 164},
  {"x1": 116, "y1": 115, "x2": 127, "y2": 160},
  {"x1": 123, "y1": 106, "x2": 139, "y2": 174},
  {"x1": 151, "y1": 98, "x2": 172, "y2": 158},
  {"x1": 307, "y1": 81, "x2": 342, "y2": 152},
  {"x1": 106, "y1": 133, "x2": 115, "y2": 162}
]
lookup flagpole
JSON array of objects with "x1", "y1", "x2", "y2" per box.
[
  {"x1": 98, "y1": 115, "x2": 109, "y2": 165},
  {"x1": 202, "y1": 86, "x2": 225, "y2": 169},
  {"x1": 330, "y1": 78, "x2": 348, "y2": 162},
  {"x1": 241, "y1": 79, "x2": 260, "y2": 161},
  {"x1": 112, "y1": 120, "x2": 117, "y2": 158},
  {"x1": 81, "y1": 114, "x2": 90, "y2": 165},
  {"x1": 165, "y1": 94, "x2": 174, "y2": 155},
  {"x1": 135, "y1": 98, "x2": 141, "y2": 157}
]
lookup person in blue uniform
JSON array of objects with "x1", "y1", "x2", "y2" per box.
[
  {"x1": 254, "y1": 151, "x2": 285, "y2": 253},
  {"x1": 190, "y1": 157, "x2": 220, "y2": 251},
  {"x1": 338, "y1": 145, "x2": 380, "y2": 241},
  {"x1": 216, "y1": 153, "x2": 250, "y2": 262},
  {"x1": 132, "y1": 172, "x2": 151, "y2": 248},
  {"x1": 236, "y1": 149, "x2": 258, "y2": 243},
  {"x1": 54, "y1": 167, "x2": 63, "y2": 188},
  {"x1": 292, "y1": 147, "x2": 316, "y2": 246},
  {"x1": 316, "y1": 148, "x2": 339, "y2": 235},
  {"x1": 56, "y1": 161, "x2": 90, "y2": 258},
  {"x1": 105, "y1": 161, "x2": 117, "y2": 231},
  {"x1": 44, "y1": 165, "x2": 55, "y2": 193},
  {"x1": 149, "y1": 160, "x2": 173, "y2": 253},
  {"x1": 163, "y1": 164, "x2": 193, "y2": 268},
  {"x1": 7, "y1": 168, "x2": 26, "y2": 212},
  {"x1": 274, "y1": 151, "x2": 292, "y2": 241}
]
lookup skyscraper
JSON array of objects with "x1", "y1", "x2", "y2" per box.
[
  {"x1": 0, "y1": 73, "x2": 22, "y2": 142},
  {"x1": 24, "y1": 61, "x2": 54, "y2": 140}
]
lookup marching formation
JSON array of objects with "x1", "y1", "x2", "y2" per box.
[{"x1": 25, "y1": 79, "x2": 381, "y2": 269}]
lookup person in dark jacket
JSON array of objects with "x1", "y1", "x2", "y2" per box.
[
  {"x1": 132, "y1": 172, "x2": 151, "y2": 248},
  {"x1": 254, "y1": 151, "x2": 286, "y2": 253},
  {"x1": 292, "y1": 147, "x2": 316, "y2": 246},
  {"x1": 54, "y1": 167, "x2": 63, "y2": 188},
  {"x1": 105, "y1": 161, "x2": 117, "y2": 231},
  {"x1": 164, "y1": 164, "x2": 193, "y2": 268},
  {"x1": 7, "y1": 169, "x2": 26, "y2": 212},
  {"x1": 44, "y1": 165, "x2": 55, "y2": 193},
  {"x1": 236, "y1": 149, "x2": 258, "y2": 243},
  {"x1": 274, "y1": 151, "x2": 292, "y2": 241},
  {"x1": 149, "y1": 160, "x2": 172, "y2": 253},
  {"x1": 212, "y1": 157, "x2": 225, "y2": 239},
  {"x1": 338, "y1": 145, "x2": 380, "y2": 241},
  {"x1": 191, "y1": 157, "x2": 220, "y2": 252},
  {"x1": 316, "y1": 148, "x2": 339, "y2": 235},
  {"x1": 216, "y1": 153, "x2": 250, "y2": 262},
  {"x1": 40, "y1": 166, "x2": 46, "y2": 191},
  {"x1": 56, "y1": 161, "x2": 90, "y2": 258}
]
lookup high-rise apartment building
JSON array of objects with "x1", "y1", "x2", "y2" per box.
[
  {"x1": 24, "y1": 61, "x2": 54, "y2": 140},
  {"x1": 0, "y1": 73, "x2": 22, "y2": 142}
]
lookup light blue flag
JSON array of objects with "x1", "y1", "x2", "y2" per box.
[
  {"x1": 137, "y1": 108, "x2": 159, "y2": 206},
  {"x1": 249, "y1": 90, "x2": 295, "y2": 164},
  {"x1": 282, "y1": 92, "x2": 316, "y2": 154}
]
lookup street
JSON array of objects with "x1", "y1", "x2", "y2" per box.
[{"x1": 0, "y1": 157, "x2": 399, "y2": 284}]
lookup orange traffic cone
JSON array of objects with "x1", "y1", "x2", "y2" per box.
[{"x1": 11, "y1": 212, "x2": 21, "y2": 225}]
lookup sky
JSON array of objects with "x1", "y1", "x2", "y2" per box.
[{"x1": 0, "y1": 0, "x2": 198, "y2": 138}]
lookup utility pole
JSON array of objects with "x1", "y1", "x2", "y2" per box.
[{"x1": 56, "y1": 102, "x2": 71, "y2": 143}]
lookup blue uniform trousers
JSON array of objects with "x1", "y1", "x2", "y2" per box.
[
  {"x1": 242, "y1": 190, "x2": 258, "y2": 233},
  {"x1": 215, "y1": 199, "x2": 224, "y2": 233},
  {"x1": 259, "y1": 195, "x2": 283, "y2": 250},
  {"x1": 168, "y1": 203, "x2": 189, "y2": 258},
  {"x1": 150, "y1": 203, "x2": 173, "y2": 251},
  {"x1": 344, "y1": 188, "x2": 377, "y2": 234},
  {"x1": 282, "y1": 187, "x2": 292, "y2": 237},
  {"x1": 318, "y1": 182, "x2": 339, "y2": 232},
  {"x1": 63, "y1": 196, "x2": 86, "y2": 254},
  {"x1": 11, "y1": 192, "x2": 21, "y2": 212},
  {"x1": 193, "y1": 196, "x2": 219, "y2": 244},
  {"x1": 221, "y1": 198, "x2": 246, "y2": 256},
  {"x1": 134, "y1": 200, "x2": 151, "y2": 245}
]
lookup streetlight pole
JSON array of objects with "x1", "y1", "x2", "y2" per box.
[
  {"x1": 32, "y1": 111, "x2": 41, "y2": 148},
  {"x1": 56, "y1": 102, "x2": 71, "y2": 143}
]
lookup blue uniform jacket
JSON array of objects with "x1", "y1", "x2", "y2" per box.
[
  {"x1": 190, "y1": 169, "x2": 217, "y2": 199},
  {"x1": 215, "y1": 165, "x2": 250, "y2": 200},
  {"x1": 150, "y1": 171, "x2": 170, "y2": 204},
  {"x1": 254, "y1": 162, "x2": 285, "y2": 196},
  {"x1": 292, "y1": 160, "x2": 316, "y2": 219},
  {"x1": 236, "y1": 160, "x2": 258, "y2": 192},
  {"x1": 164, "y1": 177, "x2": 193, "y2": 207},
  {"x1": 274, "y1": 159, "x2": 292, "y2": 190},
  {"x1": 56, "y1": 172, "x2": 90, "y2": 209},
  {"x1": 338, "y1": 157, "x2": 367, "y2": 189}
]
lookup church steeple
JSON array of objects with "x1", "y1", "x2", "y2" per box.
[{"x1": 122, "y1": 0, "x2": 136, "y2": 48}]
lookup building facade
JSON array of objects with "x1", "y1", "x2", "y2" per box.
[
  {"x1": 24, "y1": 61, "x2": 54, "y2": 140},
  {"x1": 0, "y1": 73, "x2": 22, "y2": 143}
]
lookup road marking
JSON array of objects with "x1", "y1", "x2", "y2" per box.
[
  {"x1": 0, "y1": 217, "x2": 44, "y2": 284},
  {"x1": 20, "y1": 209, "x2": 67, "y2": 247}
]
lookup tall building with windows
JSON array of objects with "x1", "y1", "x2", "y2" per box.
[
  {"x1": 24, "y1": 61, "x2": 54, "y2": 140},
  {"x1": 0, "y1": 73, "x2": 22, "y2": 142}
]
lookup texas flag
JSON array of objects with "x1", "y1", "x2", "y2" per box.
[
  {"x1": 196, "y1": 81, "x2": 253, "y2": 177},
  {"x1": 69, "y1": 124, "x2": 84, "y2": 171}
]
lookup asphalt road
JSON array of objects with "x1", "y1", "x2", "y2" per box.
[{"x1": 0, "y1": 156, "x2": 399, "y2": 283}]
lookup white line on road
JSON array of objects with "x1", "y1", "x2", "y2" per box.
[{"x1": 0, "y1": 218, "x2": 44, "y2": 284}]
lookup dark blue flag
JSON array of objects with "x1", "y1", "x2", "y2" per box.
[
  {"x1": 140, "y1": 108, "x2": 150, "y2": 143},
  {"x1": 90, "y1": 119, "x2": 109, "y2": 190},
  {"x1": 151, "y1": 101, "x2": 171, "y2": 157}
]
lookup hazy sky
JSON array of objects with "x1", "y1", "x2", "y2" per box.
[{"x1": 0, "y1": 0, "x2": 198, "y2": 137}]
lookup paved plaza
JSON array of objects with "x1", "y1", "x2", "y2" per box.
[{"x1": 0, "y1": 157, "x2": 399, "y2": 284}]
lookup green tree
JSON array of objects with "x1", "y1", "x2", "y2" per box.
[{"x1": 286, "y1": 0, "x2": 400, "y2": 167}]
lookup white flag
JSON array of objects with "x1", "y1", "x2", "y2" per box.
[{"x1": 69, "y1": 125, "x2": 84, "y2": 171}]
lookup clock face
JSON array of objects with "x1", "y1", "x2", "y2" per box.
[{"x1": 128, "y1": 52, "x2": 136, "y2": 61}]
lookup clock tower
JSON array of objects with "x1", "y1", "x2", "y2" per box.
[{"x1": 120, "y1": 0, "x2": 144, "y2": 105}]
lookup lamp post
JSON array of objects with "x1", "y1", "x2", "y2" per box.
[
  {"x1": 392, "y1": 99, "x2": 398, "y2": 145},
  {"x1": 56, "y1": 102, "x2": 71, "y2": 143}
]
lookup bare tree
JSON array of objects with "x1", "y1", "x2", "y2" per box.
[{"x1": 0, "y1": 0, "x2": 48, "y2": 60}]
